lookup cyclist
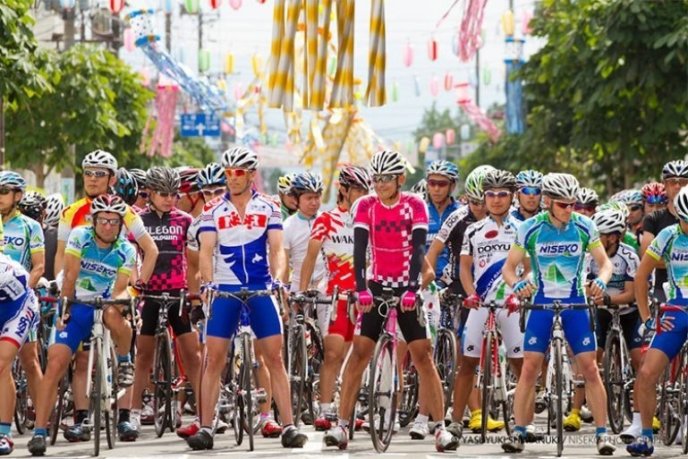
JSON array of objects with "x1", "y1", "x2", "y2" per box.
[
  {"x1": 186, "y1": 146, "x2": 308, "y2": 450},
  {"x1": 175, "y1": 166, "x2": 202, "y2": 216},
  {"x1": 627, "y1": 186, "x2": 688, "y2": 456},
  {"x1": 501, "y1": 172, "x2": 615, "y2": 455},
  {"x1": 28, "y1": 195, "x2": 137, "y2": 456},
  {"x1": 410, "y1": 178, "x2": 427, "y2": 200},
  {"x1": 42, "y1": 193, "x2": 64, "y2": 282},
  {"x1": 0, "y1": 253, "x2": 39, "y2": 455},
  {"x1": 640, "y1": 160, "x2": 688, "y2": 302},
  {"x1": 124, "y1": 167, "x2": 200, "y2": 441},
  {"x1": 277, "y1": 173, "x2": 298, "y2": 221},
  {"x1": 128, "y1": 168, "x2": 149, "y2": 211},
  {"x1": 113, "y1": 168, "x2": 139, "y2": 207},
  {"x1": 449, "y1": 169, "x2": 525, "y2": 440},
  {"x1": 641, "y1": 182, "x2": 667, "y2": 216},
  {"x1": 576, "y1": 187, "x2": 599, "y2": 217},
  {"x1": 18, "y1": 191, "x2": 47, "y2": 224},
  {"x1": 301, "y1": 165, "x2": 370, "y2": 432},
  {"x1": 511, "y1": 170, "x2": 543, "y2": 221},
  {"x1": 323, "y1": 149, "x2": 459, "y2": 452}
]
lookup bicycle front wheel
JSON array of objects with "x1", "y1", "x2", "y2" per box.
[
  {"x1": 660, "y1": 360, "x2": 681, "y2": 445},
  {"x1": 368, "y1": 334, "x2": 397, "y2": 453},
  {"x1": 240, "y1": 332, "x2": 255, "y2": 451},
  {"x1": 603, "y1": 331, "x2": 625, "y2": 433},
  {"x1": 105, "y1": 346, "x2": 119, "y2": 450},
  {"x1": 480, "y1": 333, "x2": 494, "y2": 444},
  {"x1": 153, "y1": 331, "x2": 173, "y2": 438},
  {"x1": 288, "y1": 325, "x2": 307, "y2": 428},
  {"x1": 90, "y1": 343, "x2": 103, "y2": 457},
  {"x1": 50, "y1": 371, "x2": 70, "y2": 445},
  {"x1": 433, "y1": 329, "x2": 457, "y2": 410},
  {"x1": 554, "y1": 339, "x2": 564, "y2": 457},
  {"x1": 13, "y1": 361, "x2": 28, "y2": 435}
]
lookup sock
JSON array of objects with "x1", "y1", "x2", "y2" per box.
[
  {"x1": 570, "y1": 408, "x2": 581, "y2": 416},
  {"x1": 514, "y1": 425, "x2": 526, "y2": 438},
  {"x1": 131, "y1": 409, "x2": 141, "y2": 420},
  {"x1": 117, "y1": 353, "x2": 131, "y2": 363},
  {"x1": 260, "y1": 412, "x2": 270, "y2": 420},
  {"x1": 415, "y1": 414, "x2": 429, "y2": 424},
  {"x1": 283, "y1": 423, "x2": 294, "y2": 432},
  {"x1": 595, "y1": 426, "x2": 607, "y2": 438},
  {"x1": 119, "y1": 409, "x2": 130, "y2": 423},
  {"x1": 75, "y1": 410, "x2": 89, "y2": 425},
  {"x1": 338, "y1": 418, "x2": 349, "y2": 429},
  {"x1": 471, "y1": 409, "x2": 482, "y2": 417},
  {"x1": 632, "y1": 412, "x2": 641, "y2": 426},
  {"x1": 0, "y1": 423, "x2": 10, "y2": 437},
  {"x1": 34, "y1": 428, "x2": 48, "y2": 438},
  {"x1": 641, "y1": 428, "x2": 653, "y2": 441},
  {"x1": 201, "y1": 426, "x2": 213, "y2": 436},
  {"x1": 320, "y1": 402, "x2": 331, "y2": 414}
]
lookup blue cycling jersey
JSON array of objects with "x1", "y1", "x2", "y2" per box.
[
  {"x1": 427, "y1": 198, "x2": 460, "y2": 279},
  {"x1": 647, "y1": 224, "x2": 688, "y2": 306},
  {"x1": 3, "y1": 210, "x2": 44, "y2": 271}
]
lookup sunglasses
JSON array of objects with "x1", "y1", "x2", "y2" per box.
[
  {"x1": 645, "y1": 195, "x2": 666, "y2": 205},
  {"x1": 485, "y1": 190, "x2": 511, "y2": 199},
  {"x1": 84, "y1": 170, "x2": 109, "y2": 179},
  {"x1": 0, "y1": 187, "x2": 14, "y2": 195},
  {"x1": 574, "y1": 203, "x2": 596, "y2": 212},
  {"x1": 138, "y1": 191, "x2": 149, "y2": 199},
  {"x1": 469, "y1": 199, "x2": 485, "y2": 206},
  {"x1": 554, "y1": 200, "x2": 576, "y2": 209},
  {"x1": 372, "y1": 174, "x2": 398, "y2": 184},
  {"x1": 202, "y1": 187, "x2": 225, "y2": 197},
  {"x1": 427, "y1": 179, "x2": 451, "y2": 188},
  {"x1": 154, "y1": 191, "x2": 178, "y2": 198},
  {"x1": 519, "y1": 186, "x2": 541, "y2": 196},
  {"x1": 95, "y1": 217, "x2": 122, "y2": 226},
  {"x1": 628, "y1": 204, "x2": 643, "y2": 212},
  {"x1": 225, "y1": 168, "x2": 250, "y2": 178},
  {"x1": 665, "y1": 177, "x2": 688, "y2": 187}
]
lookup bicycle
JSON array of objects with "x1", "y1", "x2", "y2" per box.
[
  {"x1": 210, "y1": 287, "x2": 271, "y2": 451},
  {"x1": 519, "y1": 300, "x2": 595, "y2": 457},
  {"x1": 657, "y1": 304, "x2": 684, "y2": 446},
  {"x1": 433, "y1": 290, "x2": 460, "y2": 413},
  {"x1": 60, "y1": 295, "x2": 136, "y2": 457}
]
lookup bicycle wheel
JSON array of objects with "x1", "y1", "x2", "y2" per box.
[
  {"x1": 603, "y1": 331, "x2": 625, "y2": 434},
  {"x1": 13, "y1": 361, "x2": 28, "y2": 435},
  {"x1": 368, "y1": 334, "x2": 397, "y2": 453},
  {"x1": 105, "y1": 347, "x2": 119, "y2": 450},
  {"x1": 678, "y1": 346, "x2": 688, "y2": 454},
  {"x1": 240, "y1": 333, "x2": 254, "y2": 451},
  {"x1": 553, "y1": 339, "x2": 564, "y2": 457},
  {"x1": 660, "y1": 360, "x2": 681, "y2": 445},
  {"x1": 288, "y1": 325, "x2": 307, "y2": 428},
  {"x1": 480, "y1": 333, "x2": 493, "y2": 444},
  {"x1": 398, "y1": 353, "x2": 418, "y2": 428},
  {"x1": 153, "y1": 331, "x2": 173, "y2": 438},
  {"x1": 50, "y1": 372, "x2": 70, "y2": 445},
  {"x1": 304, "y1": 321, "x2": 323, "y2": 425},
  {"x1": 434, "y1": 329, "x2": 457, "y2": 411},
  {"x1": 90, "y1": 344, "x2": 103, "y2": 457}
]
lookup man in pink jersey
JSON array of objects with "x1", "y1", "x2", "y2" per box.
[{"x1": 323, "y1": 150, "x2": 459, "y2": 452}]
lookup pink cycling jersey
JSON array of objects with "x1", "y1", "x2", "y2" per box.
[{"x1": 353, "y1": 192, "x2": 428, "y2": 288}]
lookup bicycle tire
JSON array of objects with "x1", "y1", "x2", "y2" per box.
[
  {"x1": 603, "y1": 331, "x2": 625, "y2": 433},
  {"x1": 554, "y1": 339, "x2": 564, "y2": 457},
  {"x1": 241, "y1": 332, "x2": 255, "y2": 451},
  {"x1": 433, "y1": 329, "x2": 457, "y2": 410},
  {"x1": 13, "y1": 362, "x2": 27, "y2": 435},
  {"x1": 678, "y1": 345, "x2": 688, "y2": 455},
  {"x1": 50, "y1": 372, "x2": 70, "y2": 445},
  {"x1": 105, "y1": 346, "x2": 118, "y2": 450},
  {"x1": 305, "y1": 321, "x2": 323, "y2": 425},
  {"x1": 480, "y1": 333, "x2": 493, "y2": 444},
  {"x1": 153, "y1": 331, "x2": 173, "y2": 438},
  {"x1": 91, "y1": 341, "x2": 103, "y2": 457},
  {"x1": 368, "y1": 334, "x2": 397, "y2": 453},
  {"x1": 289, "y1": 325, "x2": 307, "y2": 428},
  {"x1": 398, "y1": 353, "x2": 418, "y2": 428},
  {"x1": 660, "y1": 361, "x2": 681, "y2": 445}
]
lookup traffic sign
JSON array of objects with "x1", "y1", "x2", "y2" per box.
[{"x1": 180, "y1": 112, "x2": 221, "y2": 137}]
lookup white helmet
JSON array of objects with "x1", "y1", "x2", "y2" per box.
[
  {"x1": 674, "y1": 186, "x2": 688, "y2": 222},
  {"x1": 44, "y1": 193, "x2": 65, "y2": 227},
  {"x1": 662, "y1": 160, "x2": 688, "y2": 180},
  {"x1": 542, "y1": 173, "x2": 580, "y2": 201},
  {"x1": 221, "y1": 146, "x2": 258, "y2": 170},
  {"x1": 592, "y1": 209, "x2": 627, "y2": 234},
  {"x1": 370, "y1": 150, "x2": 406, "y2": 176},
  {"x1": 577, "y1": 187, "x2": 599, "y2": 206},
  {"x1": 90, "y1": 194, "x2": 127, "y2": 217},
  {"x1": 82, "y1": 149, "x2": 118, "y2": 173}
]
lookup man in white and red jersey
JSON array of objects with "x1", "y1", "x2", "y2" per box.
[
  {"x1": 323, "y1": 150, "x2": 459, "y2": 452},
  {"x1": 300, "y1": 165, "x2": 370, "y2": 431}
]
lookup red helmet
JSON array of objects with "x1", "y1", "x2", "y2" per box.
[
  {"x1": 176, "y1": 166, "x2": 199, "y2": 194},
  {"x1": 641, "y1": 181, "x2": 667, "y2": 204}
]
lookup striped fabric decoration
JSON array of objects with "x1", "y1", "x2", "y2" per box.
[
  {"x1": 269, "y1": 0, "x2": 301, "y2": 110},
  {"x1": 310, "y1": 0, "x2": 332, "y2": 109},
  {"x1": 330, "y1": 0, "x2": 355, "y2": 108},
  {"x1": 365, "y1": 0, "x2": 386, "y2": 107}
]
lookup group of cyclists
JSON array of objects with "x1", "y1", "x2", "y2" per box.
[{"x1": 0, "y1": 144, "x2": 686, "y2": 457}]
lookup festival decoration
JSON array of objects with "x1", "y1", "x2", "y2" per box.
[
  {"x1": 123, "y1": 28, "x2": 135, "y2": 52},
  {"x1": 184, "y1": 0, "x2": 199, "y2": 13},
  {"x1": 225, "y1": 52, "x2": 235, "y2": 74},
  {"x1": 433, "y1": 132, "x2": 444, "y2": 149},
  {"x1": 110, "y1": 0, "x2": 124, "y2": 13},
  {"x1": 210, "y1": 0, "x2": 221, "y2": 9},
  {"x1": 229, "y1": 0, "x2": 242, "y2": 9},
  {"x1": 446, "y1": 128, "x2": 455, "y2": 145},
  {"x1": 457, "y1": 0, "x2": 488, "y2": 62},
  {"x1": 427, "y1": 36, "x2": 438, "y2": 61},
  {"x1": 430, "y1": 75, "x2": 439, "y2": 97},
  {"x1": 456, "y1": 82, "x2": 501, "y2": 142},
  {"x1": 403, "y1": 40, "x2": 413, "y2": 67},
  {"x1": 522, "y1": 11, "x2": 533, "y2": 35},
  {"x1": 444, "y1": 73, "x2": 453, "y2": 92}
]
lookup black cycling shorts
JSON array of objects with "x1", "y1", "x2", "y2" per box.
[
  {"x1": 139, "y1": 289, "x2": 192, "y2": 337},
  {"x1": 596, "y1": 307, "x2": 642, "y2": 350},
  {"x1": 356, "y1": 282, "x2": 429, "y2": 344}
]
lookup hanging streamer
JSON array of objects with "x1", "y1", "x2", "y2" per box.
[{"x1": 364, "y1": 0, "x2": 385, "y2": 107}]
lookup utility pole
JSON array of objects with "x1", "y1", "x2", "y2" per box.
[
  {"x1": 61, "y1": 7, "x2": 77, "y2": 202},
  {"x1": 475, "y1": 49, "x2": 480, "y2": 107},
  {"x1": 165, "y1": 11, "x2": 172, "y2": 52}
]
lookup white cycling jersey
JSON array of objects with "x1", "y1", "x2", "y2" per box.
[
  {"x1": 586, "y1": 241, "x2": 639, "y2": 315},
  {"x1": 283, "y1": 212, "x2": 326, "y2": 292}
]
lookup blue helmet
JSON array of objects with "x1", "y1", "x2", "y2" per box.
[
  {"x1": 426, "y1": 160, "x2": 459, "y2": 182},
  {"x1": 291, "y1": 171, "x2": 324, "y2": 194},
  {"x1": 197, "y1": 162, "x2": 226, "y2": 188},
  {"x1": 516, "y1": 170, "x2": 543, "y2": 189},
  {"x1": 0, "y1": 171, "x2": 26, "y2": 191}
]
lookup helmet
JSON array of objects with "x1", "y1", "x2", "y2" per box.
[
  {"x1": 0, "y1": 171, "x2": 26, "y2": 191},
  {"x1": 577, "y1": 187, "x2": 599, "y2": 206},
  {"x1": 482, "y1": 169, "x2": 517, "y2": 192},
  {"x1": 146, "y1": 167, "x2": 180, "y2": 194},
  {"x1": 426, "y1": 160, "x2": 459, "y2": 182},
  {"x1": 338, "y1": 165, "x2": 371, "y2": 190},
  {"x1": 197, "y1": 163, "x2": 225, "y2": 188},
  {"x1": 674, "y1": 187, "x2": 688, "y2": 222},
  {"x1": 128, "y1": 168, "x2": 147, "y2": 189},
  {"x1": 617, "y1": 189, "x2": 643, "y2": 205},
  {"x1": 464, "y1": 165, "x2": 495, "y2": 201},
  {"x1": 90, "y1": 194, "x2": 127, "y2": 217},
  {"x1": 516, "y1": 170, "x2": 543, "y2": 189},
  {"x1": 369, "y1": 150, "x2": 406, "y2": 176},
  {"x1": 662, "y1": 160, "x2": 688, "y2": 180},
  {"x1": 592, "y1": 209, "x2": 627, "y2": 234},
  {"x1": 221, "y1": 146, "x2": 258, "y2": 170},
  {"x1": 641, "y1": 182, "x2": 668, "y2": 204},
  {"x1": 82, "y1": 149, "x2": 117, "y2": 173},
  {"x1": 291, "y1": 171, "x2": 324, "y2": 195},
  {"x1": 598, "y1": 200, "x2": 630, "y2": 219},
  {"x1": 176, "y1": 166, "x2": 199, "y2": 194},
  {"x1": 277, "y1": 173, "x2": 296, "y2": 194},
  {"x1": 18, "y1": 191, "x2": 47, "y2": 222},
  {"x1": 542, "y1": 173, "x2": 579, "y2": 201},
  {"x1": 44, "y1": 193, "x2": 64, "y2": 227},
  {"x1": 410, "y1": 179, "x2": 427, "y2": 199},
  {"x1": 114, "y1": 168, "x2": 138, "y2": 206}
]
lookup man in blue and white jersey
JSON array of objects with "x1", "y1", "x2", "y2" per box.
[
  {"x1": 187, "y1": 146, "x2": 308, "y2": 450},
  {"x1": 627, "y1": 186, "x2": 688, "y2": 457},
  {"x1": 501, "y1": 173, "x2": 615, "y2": 455},
  {"x1": 511, "y1": 170, "x2": 543, "y2": 222}
]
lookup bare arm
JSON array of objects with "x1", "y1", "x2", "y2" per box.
[
  {"x1": 61, "y1": 252, "x2": 80, "y2": 300},
  {"x1": 610, "y1": 280, "x2": 635, "y2": 306},
  {"x1": 589, "y1": 244, "x2": 613, "y2": 284},
  {"x1": 198, "y1": 231, "x2": 217, "y2": 284},
  {"x1": 268, "y1": 229, "x2": 287, "y2": 284},
  {"x1": 299, "y1": 239, "x2": 323, "y2": 292},
  {"x1": 426, "y1": 239, "x2": 444, "y2": 273},
  {"x1": 635, "y1": 253, "x2": 660, "y2": 323},
  {"x1": 282, "y1": 248, "x2": 291, "y2": 285},
  {"x1": 29, "y1": 251, "x2": 45, "y2": 289},
  {"x1": 55, "y1": 240, "x2": 66, "y2": 276},
  {"x1": 135, "y1": 233, "x2": 159, "y2": 284},
  {"x1": 112, "y1": 271, "x2": 131, "y2": 298},
  {"x1": 420, "y1": 257, "x2": 435, "y2": 290},
  {"x1": 502, "y1": 246, "x2": 527, "y2": 289},
  {"x1": 186, "y1": 248, "x2": 200, "y2": 294},
  {"x1": 459, "y1": 254, "x2": 476, "y2": 296}
]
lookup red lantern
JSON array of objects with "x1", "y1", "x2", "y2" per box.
[
  {"x1": 430, "y1": 76, "x2": 440, "y2": 97},
  {"x1": 427, "y1": 37, "x2": 438, "y2": 61},
  {"x1": 444, "y1": 73, "x2": 453, "y2": 92},
  {"x1": 446, "y1": 128, "x2": 456, "y2": 145},
  {"x1": 403, "y1": 40, "x2": 413, "y2": 67},
  {"x1": 210, "y1": 0, "x2": 221, "y2": 8},
  {"x1": 109, "y1": 0, "x2": 124, "y2": 13},
  {"x1": 433, "y1": 133, "x2": 445, "y2": 149}
]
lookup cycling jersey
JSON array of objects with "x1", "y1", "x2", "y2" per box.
[
  {"x1": 136, "y1": 207, "x2": 192, "y2": 291},
  {"x1": 186, "y1": 216, "x2": 202, "y2": 252},
  {"x1": 586, "y1": 241, "x2": 639, "y2": 314},
  {"x1": 427, "y1": 199, "x2": 460, "y2": 279},
  {"x1": 435, "y1": 205, "x2": 477, "y2": 289},
  {"x1": 43, "y1": 226, "x2": 58, "y2": 281},
  {"x1": 623, "y1": 231, "x2": 640, "y2": 254},
  {"x1": 58, "y1": 197, "x2": 148, "y2": 243},
  {"x1": 284, "y1": 212, "x2": 326, "y2": 292},
  {"x1": 3, "y1": 210, "x2": 44, "y2": 271},
  {"x1": 646, "y1": 224, "x2": 688, "y2": 306},
  {"x1": 461, "y1": 214, "x2": 521, "y2": 303},
  {"x1": 510, "y1": 207, "x2": 532, "y2": 222},
  {"x1": 515, "y1": 212, "x2": 601, "y2": 305},
  {"x1": 0, "y1": 253, "x2": 37, "y2": 348},
  {"x1": 643, "y1": 208, "x2": 679, "y2": 300},
  {"x1": 64, "y1": 226, "x2": 136, "y2": 301},
  {"x1": 197, "y1": 191, "x2": 281, "y2": 287},
  {"x1": 311, "y1": 206, "x2": 355, "y2": 294},
  {"x1": 353, "y1": 192, "x2": 428, "y2": 288}
]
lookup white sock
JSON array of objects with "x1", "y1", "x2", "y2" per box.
[
  {"x1": 320, "y1": 403, "x2": 332, "y2": 414},
  {"x1": 415, "y1": 414, "x2": 429, "y2": 424},
  {"x1": 632, "y1": 412, "x2": 641, "y2": 427}
]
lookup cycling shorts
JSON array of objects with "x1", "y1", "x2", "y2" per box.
[
  {"x1": 327, "y1": 297, "x2": 356, "y2": 342},
  {"x1": 462, "y1": 307, "x2": 524, "y2": 359},
  {"x1": 398, "y1": 287, "x2": 440, "y2": 344},
  {"x1": 52, "y1": 302, "x2": 96, "y2": 353},
  {"x1": 355, "y1": 282, "x2": 430, "y2": 345},
  {"x1": 523, "y1": 308, "x2": 597, "y2": 356},
  {"x1": 456, "y1": 307, "x2": 470, "y2": 344},
  {"x1": 0, "y1": 291, "x2": 38, "y2": 349},
  {"x1": 596, "y1": 308, "x2": 642, "y2": 351},
  {"x1": 206, "y1": 284, "x2": 282, "y2": 340},
  {"x1": 650, "y1": 308, "x2": 688, "y2": 361},
  {"x1": 139, "y1": 289, "x2": 192, "y2": 337}
]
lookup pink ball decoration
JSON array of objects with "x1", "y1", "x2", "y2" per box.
[
  {"x1": 403, "y1": 40, "x2": 413, "y2": 67},
  {"x1": 210, "y1": 0, "x2": 221, "y2": 8},
  {"x1": 522, "y1": 11, "x2": 533, "y2": 36},
  {"x1": 444, "y1": 73, "x2": 453, "y2": 92},
  {"x1": 123, "y1": 28, "x2": 135, "y2": 52},
  {"x1": 427, "y1": 37, "x2": 438, "y2": 61},
  {"x1": 229, "y1": 0, "x2": 242, "y2": 10},
  {"x1": 430, "y1": 76, "x2": 440, "y2": 97},
  {"x1": 433, "y1": 132, "x2": 445, "y2": 149},
  {"x1": 446, "y1": 128, "x2": 456, "y2": 145}
]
